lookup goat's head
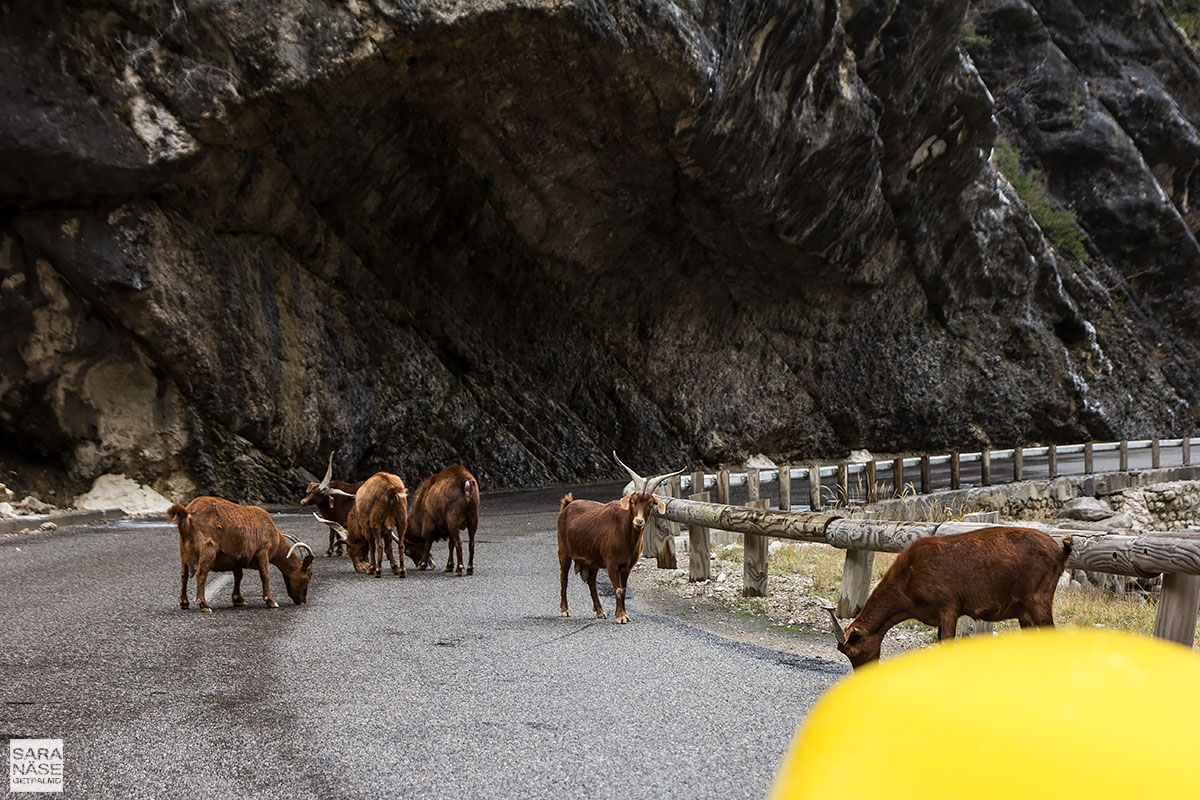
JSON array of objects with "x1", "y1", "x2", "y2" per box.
[
  {"x1": 300, "y1": 451, "x2": 356, "y2": 506},
  {"x1": 281, "y1": 537, "x2": 316, "y2": 605},
  {"x1": 613, "y1": 452, "x2": 685, "y2": 532},
  {"x1": 824, "y1": 607, "x2": 884, "y2": 670}
]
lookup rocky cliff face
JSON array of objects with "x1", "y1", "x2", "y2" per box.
[{"x1": 2, "y1": 0, "x2": 1198, "y2": 502}]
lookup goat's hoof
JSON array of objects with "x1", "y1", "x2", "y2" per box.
[
  {"x1": 266, "y1": 599, "x2": 279, "y2": 608},
  {"x1": 560, "y1": 609, "x2": 570, "y2": 617},
  {"x1": 595, "y1": 610, "x2": 607, "y2": 619},
  {"x1": 615, "y1": 615, "x2": 630, "y2": 624},
  {"x1": 391, "y1": 565, "x2": 401, "y2": 575},
  {"x1": 200, "y1": 606, "x2": 213, "y2": 614},
  {"x1": 324, "y1": 550, "x2": 334, "y2": 557},
  {"x1": 232, "y1": 596, "x2": 246, "y2": 607},
  {"x1": 179, "y1": 600, "x2": 189, "y2": 609},
  {"x1": 454, "y1": 569, "x2": 464, "y2": 577},
  {"x1": 466, "y1": 567, "x2": 474, "y2": 576},
  {"x1": 397, "y1": 569, "x2": 407, "y2": 578}
]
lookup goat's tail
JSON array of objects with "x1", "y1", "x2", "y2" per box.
[
  {"x1": 560, "y1": 492, "x2": 574, "y2": 511},
  {"x1": 1059, "y1": 534, "x2": 1074, "y2": 565},
  {"x1": 387, "y1": 485, "x2": 409, "y2": 526},
  {"x1": 167, "y1": 502, "x2": 190, "y2": 528},
  {"x1": 463, "y1": 478, "x2": 479, "y2": 506}
]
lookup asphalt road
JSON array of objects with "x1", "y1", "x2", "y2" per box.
[{"x1": 0, "y1": 483, "x2": 846, "y2": 800}]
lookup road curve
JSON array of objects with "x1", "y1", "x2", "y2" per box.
[{"x1": 0, "y1": 483, "x2": 846, "y2": 800}]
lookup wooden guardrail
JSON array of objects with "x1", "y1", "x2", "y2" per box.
[
  {"x1": 649, "y1": 494, "x2": 1200, "y2": 647},
  {"x1": 670, "y1": 436, "x2": 1198, "y2": 509}
]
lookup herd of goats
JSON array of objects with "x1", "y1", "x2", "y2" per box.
[{"x1": 167, "y1": 451, "x2": 1075, "y2": 669}]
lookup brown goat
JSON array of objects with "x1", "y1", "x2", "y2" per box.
[
  {"x1": 825, "y1": 526, "x2": 1073, "y2": 669},
  {"x1": 404, "y1": 465, "x2": 481, "y2": 576},
  {"x1": 346, "y1": 472, "x2": 409, "y2": 578},
  {"x1": 168, "y1": 497, "x2": 315, "y2": 612},
  {"x1": 557, "y1": 454, "x2": 683, "y2": 623},
  {"x1": 299, "y1": 451, "x2": 364, "y2": 557}
]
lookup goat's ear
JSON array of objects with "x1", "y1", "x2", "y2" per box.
[
  {"x1": 618, "y1": 495, "x2": 633, "y2": 511},
  {"x1": 302, "y1": 555, "x2": 314, "y2": 570},
  {"x1": 653, "y1": 495, "x2": 668, "y2": 515}
]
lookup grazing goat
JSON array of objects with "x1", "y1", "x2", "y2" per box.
[
  {"x1": 168, "y1": 497, "x2": 315, "y2": 612},
  {"x1": 341, "y1": 472, "x2": 408, "y2": 578},
  {"x1": 405, "y1": 465, "x2": 481, "y2": 576},
  {"x1": 557, "y1": 453, "x2": 683, "y2": 623},
  {"x1": 299, "y1": 451, "x2": 363, "y2": 556},
  {"x1": 824, "y1": 527, "x2": 1073, "y2": 669}
]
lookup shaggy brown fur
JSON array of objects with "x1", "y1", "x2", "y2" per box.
[
  {"x1": 404, "y1": 465, "x2": 480, "y2": 576},
  {"x1": 168, "y1": 497, "x2": 314, "y2": 612},
  {"x1": 831, "y1": 527, "x2": 1073, "y2": 669},
  {"x1": 347, "y1": 472, "x2": 408, "y2": 578}
]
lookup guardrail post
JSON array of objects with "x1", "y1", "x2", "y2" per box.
[
  {"x1": 1119, "y1": 440, "x2": 1128, "y2": 472},
  {"x1": 1152, "y1": 437, "x2": 1161, "y2": 469},
  {"x1": 837, "y1": 510, "x2": 877, "y2": 619},
  {"x1": 688, "y1": 491, "x2": 712, "y2": 583},
  {"x1": 1048, "y1": 445, "x2": 1057, "y2": 479},
  {"x1": 837, "y1": 462, "x2": 849, "y2": 506},
  {"x1": 743, "y1": 498, "x2": 769, "y2": 597},
  {"x1": 808, "y1": 464, "x2": 823, "y2": 511},
  {"x1": 747, "y1": 468, "x2": 760, "y2": 503},
  {"x1": 1013, "y1": 447, "x2": 1023, "y2": 482},
  {"x1": 1084, "y1": 442, "x2": 1094, "y2": 474},
  {"x1": 1184, "y1": 435, "x2": 1191, "y2": 467},
  {"x1": 691, "y1": 470, "x2": 704, "y2": 503},
  {"x1": 950, "y1": 452, "x2": 960, "y2": 489},
  {"x1": 920, "y1": 455, "x2": 931, "y2": 494},
  {"x1": 892, "y1": 457, "x2": 905, "y2": 496},
  {"x1": 1153, "y1": 573, "x2": 1200, "y2": 646},
  {"x1": 654, "y1": 476, "x2": 681, "y2": 569},
  {"x1": 865, "y1": 461, "x2": 877, "y2": 503},
  {"x1": 981, "y1": 448, "x2": 991, "y2": 486},
  {"x1": 717, "y1": 469, "x2": 730, "y2": 505},
  {"x1": 779, "y1": 465, "x2": 792, "y2": 512}
]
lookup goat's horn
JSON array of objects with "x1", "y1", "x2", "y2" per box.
[
  {"x1": 280, "y1": 532, "x2": 301, "y2": 545},
  {"x1": 287, "y1": 541, "x2": 314, "y2": 560},
  {"x1": 328, "y1": 488, "x2": 357, "y2": 499},
  {"x1": 312, "y1": 513, "x2": 350, "y2": 542},
  {"x1": 823, "y1": 606, "x2": 847, "y2": 646},
  {"x1": 318, "y1": 451, "x2": 335, "y2": 491},
  {"x1": 614, "y1": 453, "x2": 643, "y2": 491},
  {"x1": 641, "y1": 466, "x2": 687, "y2": 495}
]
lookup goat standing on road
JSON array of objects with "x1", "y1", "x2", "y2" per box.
[
  {"x1": 406, "y1": 465, "x2": 481, "y2": 576},
  {"x1": 557, "y1": 453, "x2": 684, "y2": 623},
  {"x1": 825, "y1": 526, "x2": 1073, "y2": 669},
  {"x1": 168, "y1": 497, "x2": 315, "y2": 612},
  {"x1": 347, "y1": 472, "x2": 409, "y2": 578},
  {"x1": 299, "y1": 451, "x2": 364, "y2": 557}
]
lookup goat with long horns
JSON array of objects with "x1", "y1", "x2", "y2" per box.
[{"x1": 556, "y1": 453, "x2": 684, "y2": 623}]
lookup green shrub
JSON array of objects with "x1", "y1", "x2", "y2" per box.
[
  {"x1": 993, "y1": 139, "x2": 1090, "y2": 262},
  {"x1": 961, "y1": 22, "x2": 992, "y2": 52}
]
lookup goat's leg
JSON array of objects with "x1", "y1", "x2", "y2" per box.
[
  {"x1": 419, "y1": 534, "x2": 434, "y2": 571},
  {"x1": 444, "y1": 536, "x2": 455, "y2": 573},
  {"x1": 937, "y1": 609, "x2": 958, "y2": 640},
  {"x1": 371, "y1": 530, "x2": 382, "y2": 578},
  {"x1": 587, "y1": 568, "x2": 607, "y2": 619},
  {"x1": 325, "y1": 525, "x2": 337, "y2": 557},
  {"x1": 382, "y1": 526, "x2": 402, "y2": 577},
  {"x1": 609, "y1": 562, "x2": 631, "y2": 623},
  {"x1": 195, "y1": 558, "x2": 213, "y2": 614},
  {"x1": 451, "y1": 532, "x2": 464, "y2": 576},
  {"x1": 257, "y1": 552, "x2": 279, "y2": 607},
  {"x1": 466, "y1": 520, "x2": 476, "y2": 576},
  {"x1": 559, "y1": 557, "x2": 571, "y2": 617},
  {"x1": 231, "y1": 567, "x2": 246, "y2": 606},
  {"x1": 179, "y1": 561, "x2": 191, "y2": 609}
]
